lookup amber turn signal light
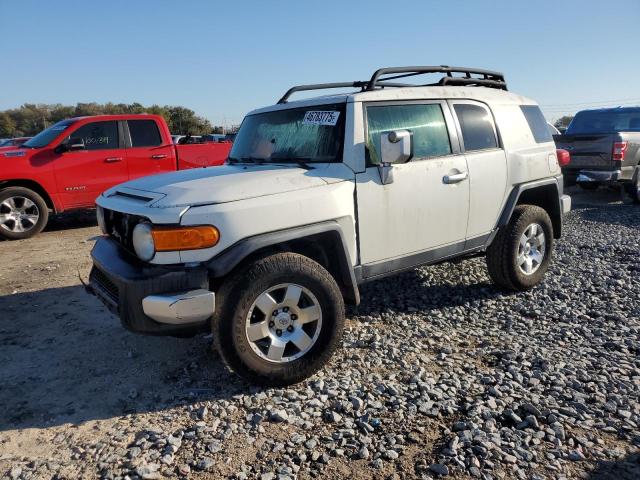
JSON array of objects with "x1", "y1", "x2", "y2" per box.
[{"x1": 152, "y1": 225, "x2": 219, "y2": 252}]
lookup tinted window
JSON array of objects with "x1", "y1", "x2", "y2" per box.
[
  {"x1": 128, "y1": 120, "x2": 162, "y2": 147},
  {"x1": 454, "y1": 104, "x2": 498, "y2": 151},
  {"x1": 520, "y1": 106, "x2": 553, "y2": 143},
  {"x1": 69, "y1": 121, "x2": 119, "y2": 150},
  {"x1": 366, "y1": 103, "x2": 451, "y2": 165},
  {"x1": 566, "y1": 109, "x2": 640, "y2": 134}
]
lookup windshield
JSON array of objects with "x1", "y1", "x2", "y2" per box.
[
  {"x1": 229, "y1": 103, "x2": 346, "y2": 164},
  {"x1": 23, "y1": 119, "x2": 77, "y2": 148},
  {"x1": 567, "y1": 109, "x2": 640, "y2": 134}
]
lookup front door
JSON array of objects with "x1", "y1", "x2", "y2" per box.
[
  {"x1": 53, "y1": 120, "x2": 128, "y2": 208},
  {"x1": 355, "y1": 101, "x2": 470, "y2": 276}
]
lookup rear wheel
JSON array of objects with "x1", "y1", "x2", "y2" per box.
[
  {"x1": 578, "y1": 183, "x2": 599, "y2": 191},
  {"x1": 624, "y1": 173, "x2": 640, "y2": 204},
  {"x1": 0, "y1": 187, "x2": 49, "y2": 240},
  {"x1": 213, "y1": 252, "x2": 345, "y2": 386},
  {"x1": 486, "y1": 205, "x2": 554, "y2": 291}
]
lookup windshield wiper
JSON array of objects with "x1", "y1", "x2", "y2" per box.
[
  {"x1": 227, "y1": 156, "x2": 267, "y2": 165},
  {"x1": 269, "y1": 156, "x2": 315, "y2": 170}
]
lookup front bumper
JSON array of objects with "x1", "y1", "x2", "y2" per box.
[{"x1": 88, "y1": 237, "x2": 213, "y2": 335}]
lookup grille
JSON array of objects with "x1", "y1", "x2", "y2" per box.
[
  {"x1": 90, "y1": 267, "x2": 119, "y2": 305},
  {"x1": 102, "y1": 208, "x2": 145, "y2": 253}
]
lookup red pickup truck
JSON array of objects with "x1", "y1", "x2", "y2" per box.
[{"x1": 0, "y1": 114, "x2": 231, "y2": 240}]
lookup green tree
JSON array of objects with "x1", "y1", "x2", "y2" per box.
[
  {"x1": 0, "y1": 112, "x2": 16, "y2": 137},
  {"x1": 0, "y1": 102, "x2": 214, "y2": 136},
  {"x1": 554, "y1": 115, "x2": 574, "y2": 129}
]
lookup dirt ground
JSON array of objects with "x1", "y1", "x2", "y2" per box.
[{"x1": 0, "y1": 186, "x2": 637, "y2": 480}]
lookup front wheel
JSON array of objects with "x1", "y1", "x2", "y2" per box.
[
  {"x1": 486, "y1": 205, "x2": 554, "y2": 291},
  {"x1": 213, "y1": 252, "x2": 345, "y2": 386},
  {"x1": 0, "y1": 187, "x2": 49, "y2": 240}
]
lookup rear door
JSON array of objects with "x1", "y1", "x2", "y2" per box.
[
  {"x1": 53, "y1": 120, "x2": 128, "y2": 208},
  {"x1": 124, "y1": 119, "x2": 176, "y2": 180},
  {"x1": 449, "y1": 101, "x2": 508, "y2": 240}
]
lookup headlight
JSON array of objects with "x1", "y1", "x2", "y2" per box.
[
  {"x1": 133, "y1": 223, "x2": 155, "y2": 261},
  {"x1": 132, "y1": 223, "x2": 219, "y2": 261}
]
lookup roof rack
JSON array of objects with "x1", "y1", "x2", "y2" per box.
[{"x1": 277, "y1": 65, "x2": 507, "y2": 103}]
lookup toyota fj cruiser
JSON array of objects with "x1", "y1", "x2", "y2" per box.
[{"x1": 88, "y1": 66, "x2": 571, "y2": 386}]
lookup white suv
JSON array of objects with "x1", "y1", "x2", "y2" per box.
[{"x1": 88, "y1": 66, "x2": 571, "y2": 385}]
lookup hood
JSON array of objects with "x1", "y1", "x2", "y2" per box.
[{"x1": 104, "y1": 164, "x2": 339, "y2": 208}]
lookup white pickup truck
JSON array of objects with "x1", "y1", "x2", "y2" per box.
[{"x1": 88, "y1": 66, "x2": 571, "y2": 385}]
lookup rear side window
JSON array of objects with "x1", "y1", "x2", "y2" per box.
[
  {"x1": 366, "y1": 103, "x2": 451, "y2": 164},
  {"x1": 453, "y1": 104, "x2": 498, "y2": 151},
  {"x1": 69, "y1": 121, "x2": 119, "y2": 150},
  {"x1": 128, "y1": 120, "x2": 162, "y2": 147},
  {"x1": 521, "y1": 105, "x2": 553, "y2": 143}
]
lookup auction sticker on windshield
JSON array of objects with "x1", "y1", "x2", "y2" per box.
[{"x1": 302, "y1": 111, "x2": 340, "y2": 126}]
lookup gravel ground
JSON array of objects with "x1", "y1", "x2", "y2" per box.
[{"x1": 1, "y1": 187, "x2": 639, "y2": 480}]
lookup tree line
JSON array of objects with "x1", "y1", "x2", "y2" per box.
[{"x1": 0, "y1": 102, "x2": 222, "y2": 137}]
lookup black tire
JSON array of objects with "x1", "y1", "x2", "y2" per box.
[
  {"x1": 0, "y1": 187, "x2": 49, "y2": 240},
  {"x1": 486, "y1": 205, "x2": 554, "y2": 291},
  {"x1": 578, "y1": 183, "x2": 599, "y2": 191},
  {"x1": 212, "y1": 252, "x2": 345, "y2": 386},
  {"x1": 624, "y1": 173, "x2": 640, "y2": 204}
]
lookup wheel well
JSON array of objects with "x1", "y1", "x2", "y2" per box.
[
  {"x1": 0, "y1": 180, "x2": 56, "y2": 212},
  {"x1": 211, "y1": 231, "x2": 360, "y2": 305},
  {"x1": 514, "y1": 184, "x2": 561, "y2": 238}
]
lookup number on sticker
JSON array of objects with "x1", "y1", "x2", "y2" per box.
[{"x1": 302, "y1": 111, "x2": 340, "y2": 126}]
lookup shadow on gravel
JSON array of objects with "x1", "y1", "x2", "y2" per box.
[
  {"x1": 578, "y1": 204, "x2": 640, "y2": 229},
  {"x1": 0, "y1": 285, "x2": 253, "y2": 432},
  {"x1": 588, "y1": 452, "x2": 640, "y2": 480}
]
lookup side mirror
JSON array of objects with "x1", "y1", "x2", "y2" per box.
[
  {"x1": 378, "y1": 130, "x2": 413, "y2": 185},
  {"x1": 56, "y1": 138, "x2": 86, "y2": 154},
  {"x1": 68, "y1": 138, "x2": 86, "y2": 151}
]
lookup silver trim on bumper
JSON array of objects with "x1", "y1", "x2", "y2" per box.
[
  {"x1": 142, "y1": 289, "x2": 215, "y2": 325},
  {"x1": 560, "y1": 194, "x2": 571, "y2": 214},
  {"x1": 576, "y1": 170, "x2": 621, "y2": 183}
]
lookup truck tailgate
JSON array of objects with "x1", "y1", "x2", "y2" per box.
[
  {"x1": 175, "y1": 143, "x2": 232, "y2": 169},
  {"x1": 554, "y1": 134, "x2": 614, "y2": 169}
]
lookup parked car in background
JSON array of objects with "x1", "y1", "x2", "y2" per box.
[
  {"x1": 88, "y1": 65, "x2": 571, "y2": 385},
  {"x1": 0, "y1": 137, "x2": 32, "y2": 149},
  {"x1": 554, "y1": 107, "x2": 640, "y2": 202},
  {"x1": 171, "y1": 134, "x2": 203, "y2": 144},
  {"x1": 202, "y1": 134, "x2": 231, "y2": 143},
  {"x1": 0, "y1": 114, "x2": 232, "y2": 240}
]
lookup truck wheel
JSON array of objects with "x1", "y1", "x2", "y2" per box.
[
  {"x1": 0, "y1": 187, "x2": 49, "y2": 240},
  {"x1": 486, "y1": 205, "x2": 553, "y2": 291},
  {"x1": 624, "y1": 173, "x2": 640, "y2": 204},
  {"x1": 213, "y1": 252, "x2": 345, "y2": 386}
]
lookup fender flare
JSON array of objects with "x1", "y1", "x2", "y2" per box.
[
  {"x1": 206, "y1": 220, "x2": 360, "y2": 305},
  {"x1": 496, "y1": 177, "x2": 563, "y2": 238}
]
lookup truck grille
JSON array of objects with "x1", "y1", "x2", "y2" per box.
[{"x1": 101, "y1": 208, "x2": 146, "y2": 253}]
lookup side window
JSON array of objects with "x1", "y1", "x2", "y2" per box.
[
  {"x1": 520, "y1": 105, "x2": 554, "y2": 143},
  {"x1": 453, "y1": 104, "x2": 498, "y2": 151},
  {"x1": 128, "y1": 120, "x2": 162, "y2": 147},
  {"x1": 366, "y1": 103, "x2": 451, "y2": 165},
  {"x1": 69, "y1": 121, "x2": 119, "y2": 150}
]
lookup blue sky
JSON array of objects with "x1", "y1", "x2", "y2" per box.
[{"x1": 1, "y1": 0, "x2": 639, "y2": 127}]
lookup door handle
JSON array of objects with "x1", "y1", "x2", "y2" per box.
[
  {"x1": 104, "y1": 157, "x2": 123, "y2": 163},
  {"x1": 443, "y1": 171, "x2": 469, "y2": 184},
  {"x1": 151, "y1": 154, "x2": 168, "y2": 160}
]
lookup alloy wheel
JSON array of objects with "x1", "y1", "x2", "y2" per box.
[
  {"x1": 0, "y1": 196, "x2": 40, "y2": 233},
  {"x1": 517, "y1": 223, "x2": 546, "y2": 275}
]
